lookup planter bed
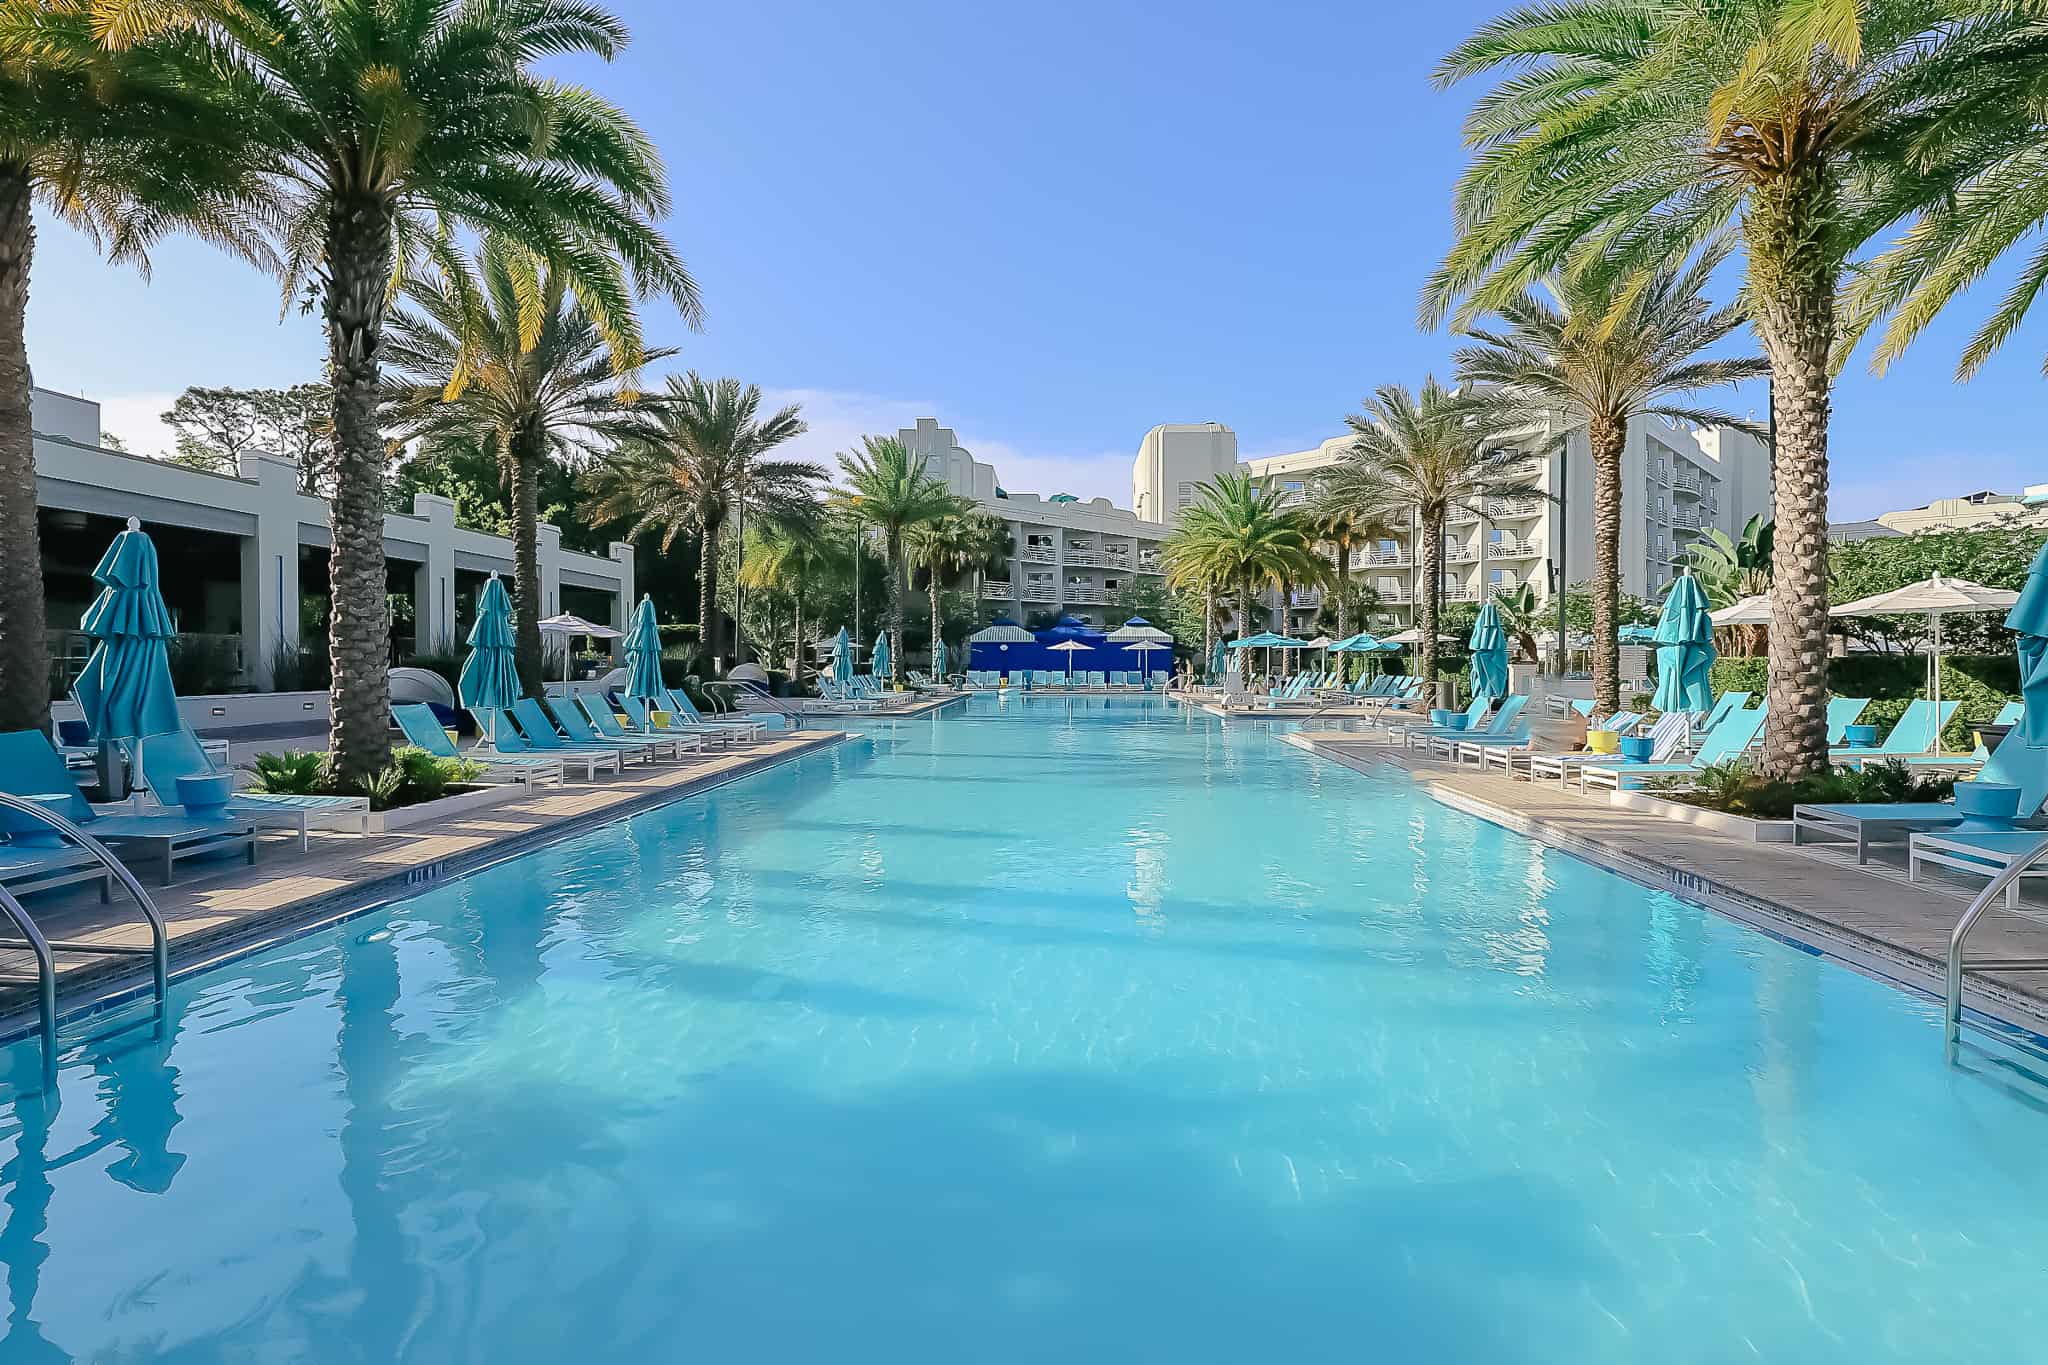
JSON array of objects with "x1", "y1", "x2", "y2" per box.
[
  {"x1": 364, "y1": 782, "x2": 529, "y2": 833},
  {"x1": 1608, "y1": 788, "x2": 1795, "y2": 843}
]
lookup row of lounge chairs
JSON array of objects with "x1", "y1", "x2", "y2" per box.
[
  {"x1": 962, "y1": 670, "x2": 1168, "y2": 689},
  {"x1": 1421, "y1": 690, "x2": 2045, "y2": 900},
  {"x1": 0, "y1": 684, "x2": 774, "y2": 901}
]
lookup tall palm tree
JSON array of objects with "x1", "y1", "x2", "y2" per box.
[
  {"x1": 906, "y1": 509, "x2": 1006, "y2": 673},
  {"x1": 582, "y1": 375, "x2": 819, "y2": 670},
  {"x1": 113, "y1": 0, "x2": 700, "y2": 782},
  {"x1": 1424, "y1": 0, "x2": 2013, "y2": 775},
  {"x1": 383, "y1": 235, "x2": 673, "y2": 697},
  {"x1": 1160, "y1": 474, "x2": 1324, "y2": 687},
  {"x1": 835, "y1": 437, "x2": 965, "y2": 680},
  {"x1": 739, "y1": 515, "x2": 842, "y2": 685},
  {"x1": 0, "y1": 4, "x2": 268, "y2": 733},
  {"x1": 1454, "y1": 242, "x2": 1769, "y2": 712},
  {"x1": 1303, "y1": 487, "x2": 1401, "y2": 642},
  {"x1": 1322, "y1": 380, "x2": 1527, "y2": 689}
]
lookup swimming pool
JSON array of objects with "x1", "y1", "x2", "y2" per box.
[{"x1": 3, "y1": 694, "x2": 2045, "y2": 1361}]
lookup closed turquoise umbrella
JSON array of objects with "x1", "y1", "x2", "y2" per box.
[
  {"x1": 832, "y1": 626, "x2": 853, "y2": 685},
  {"x1": 73, "y1": 516, "x2": 181, "y2": 744},
  {"x1": 2008, "y1": 541, "x2": 2048, "y2": 746},
  {"x1": 872, "y1": 630, "x2": 892, "y2": 682},
  {"x1": 624, "y1": 594, "x2": 664, "y2": 700},
  {"x1": 932, "y1": 637, "x2": 948, "y2": 679},
  {"x1": 1467, "y1": 603, "x2": 1509, "y2": 698},
  {"x1": 1207, "y1": 637, "x2": 1226, "y2": 679},
  {"x1": 459, "y1": 574, "x2": 521, "y2": 711},
  {"x1": 1652, "y1": 575, "x2": 1717, "y2": 714}
]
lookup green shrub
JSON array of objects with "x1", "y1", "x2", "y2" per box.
[
  {"x1": 245, "y1": 749, "x2": 329, "y2": 795},
  {"x1": 1651, "y1": 759, "x2": 1956, "y2": 821},
  {"x1": 167, "y1": 635, "x2": 242, "y2": 695}
]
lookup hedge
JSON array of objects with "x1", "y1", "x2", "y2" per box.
[{"x1": 1708, "y1": 653, "x2": 2019, "y2": 750}]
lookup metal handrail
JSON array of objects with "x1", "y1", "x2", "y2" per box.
[
  {"x1": 1944, "y1": 832, "x2": 2048, "y2": 1063},
  {"x1": 0, "y1": 792, "x2": 172, "y2": 1084},
  {"x1": 0, "y1": 884, "x2": 56, "y2": 1086}
]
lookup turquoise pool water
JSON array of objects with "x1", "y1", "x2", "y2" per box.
[{"x1": 3, "y1": 695, "x2": 2046, "y2": 1362}]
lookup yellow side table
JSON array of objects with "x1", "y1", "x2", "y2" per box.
[
  {"x1": 1585, "y1": 728, "x2": 1620, "y2": 755},
  {"x1": 649, "y1": 710, "x2": 672, "y2": 729}
]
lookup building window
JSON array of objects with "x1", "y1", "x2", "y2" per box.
[
  {"x1": 1176, "y1": 481, "x2": 1197, "y2": 510},
  {"x1": 1103, "y1": 578, "x2": 1120, "y2": 591},
  {"x1": 1026, "y1": 533, "x2": 1053, "y2": 549}
]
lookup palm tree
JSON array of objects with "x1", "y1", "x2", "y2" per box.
[
  {"x1": 906, "y1": 509, "x2": 1006, "y2": 674},
  {"x1": 115, "y1": 0, "x2": 700, "y2": 782},
  {"x1": 383, "y1": 235, "x2": 673, "y2": 698},
  {"x1": 739, "y1": 516, "x2": 842, "y2": 685},
  {"x1": 1159, "y1": 474, "x2": 1324, "y2": 687},
  {"x1": 835, "y1": 437, "x2": 965, "y2": 681},
  {"x1": 1322, "y1": 380, "x2": 1527, "y2": 689},
  {"x1": 1424, "y1": 0, "x2": 2013, "y2": 775},
  {"x1": 582, "y1": 375, "x2": 820, "y2": 670},
  {"x1": 1454, "y1": 243, "x2": 1769, "y2": 712},
  {"x1": 0, "y1": 4, "x2": 268, "y2": 733},
  {"x1": 1303, "y1": 487, "x2": 1401, "y2": 642}
]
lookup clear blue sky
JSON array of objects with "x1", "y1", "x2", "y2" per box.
[{"x1": 25, "y1": 0, "x2": 2041, "y2": 518}]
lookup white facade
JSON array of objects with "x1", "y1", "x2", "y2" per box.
[
  {"x1": 1242, "y1": 416, "x2": 1775, "y2": 632},
  {"x1": 30, "y1": 388, "x2": 634, "y2": 688},
  {"x1": 1872, "y1": 486, "x2": 2048, "y2": 535},
  {"x1": 1131, "y1": 422, "x2": 1240, "y2": 524},
  {"x1": 897, "y1": 417, "x2": 1170, "y2": 627}
]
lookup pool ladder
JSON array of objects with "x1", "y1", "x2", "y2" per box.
[
  {"x1": 0, "y1": 792, "x2": 171, "y2": 1087},
  {"x1": 1945, "y1": 833, "x2": 2048, "y2": 1063}
]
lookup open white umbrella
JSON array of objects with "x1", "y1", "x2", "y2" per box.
[
  {"x1": 1122, "y1": 638, "x2": 1169, "y2": 687},
  {"x1": 1830, "y1": 574, "x2": 2020, "y2": 718},
  {"x1": 1710, "y1": 593, "x2": 1773, "y2": 627},
  {"x1": 1382, "y1": 627, "x2": 1455, "y2": 646},
  {"x1": 538, "y1": 612, "x2": 624, "y2": 684},
  {"x1": 1047, "y1": 638, "x2": 1092, "y2": 684}
]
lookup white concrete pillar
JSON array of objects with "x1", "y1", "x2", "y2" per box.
[
  {"x1": 607, "y1": 539, "x2": 634, "y2": 663},
  {"x1": 409, "y1": 493, "x2": 458, "y2": 652},
  {"x1": 236, "y1": 450, "x2": 302, "y2": 688}
]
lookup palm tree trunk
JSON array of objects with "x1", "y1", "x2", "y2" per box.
[
  {"x1": 1237, "y1": 581, "x2": 1254, "y2": 687},
  {"x1": 508, "y1": 430, "x2": 546, "y2": 699},
  {"x1": 1588, "y1": 413, "x2": 1624, "y2": 714},
  {"x1": 323, "y1": 196, "x2": 396, "y2": 785},
  {"x1": 1202, "y1": 585, "x2": 1214, "y2": 675},
  {"x1": 698, "y1": 520, "x2": 719, "y2": 671},
  {"x1": 1747, "y1": 170, "x2": 1837, "y2": 780},
  {"x1": 0, "y1": 162, "x2": 47, "y2": 735},
  {"x1": 1418, "y1": 511, "x2": 1442, "y2": 689},
  {"x1": 928, "y1": 569, "x2": 942, "y2": 674},
  {"x1": 1334, "y1": 540, "x2": 1350, "y2": 639},
  {"x1": 791, "y1": 593, "x2": 804, "y2": 686},
  {"x1": 886, "y1": 532, "x2": 905, "y2": 680}
]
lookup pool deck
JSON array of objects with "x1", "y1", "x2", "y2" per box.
[
  {"x1": 0, "y1": 728, "x2": 848, "y2": 1039},
  {"x1": 1281, "y1": 728, "x2": 2048, "y2": 1035}
]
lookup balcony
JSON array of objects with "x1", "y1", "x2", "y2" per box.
[
  {"x1": 1258, "y1": 588, "x2": 1324, "y2": 609},
  {"x1": 1063, "y1": 585, "x2": 1114, "y2": 606},
  {"x1": 1670, "y1": 508, "x2": 1709, "y2": 531},
  {"x1": 1487, "y1": 537, "x2": 1541, "y2": 558},
  {"x1": 1442, "y1": 543, "x2": 1478, "y2": 564},
  {"x1": 1673, "y1": 468, "x2": 1708, "y2": 496},
  {"x1": 1021, "y1": 579, "x2": 1059, "y2": 601},
  {"x1": 980, "y1": 581, "x2": 1014, "y2": 600},
  {"x1": 1356, "y1": 548, "x2": 1412, "y2": 568},
  {"x1": 1485, "y1": 495, "x2": 1544, "y2": 518},
  {"x1": 1021, "y1": 546, "x2": 1055, "y2": 564}
]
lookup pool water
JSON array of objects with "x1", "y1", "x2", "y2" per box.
[{"x1": 3, "y1": 695, "x2": 2046, "y2": 1362}]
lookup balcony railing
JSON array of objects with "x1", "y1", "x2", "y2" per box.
[
  {"x1": 1021, "y1": 580, "x2": 1059, "y2": 601},
  {"x1": 1355, "y1": 549, "x2": 1412, "y2": 568},
  {"x1": 1063, "y1": 585, "x2": 1114, "y2": 606},
  {"x1": 981, "y1": 581, "x2": 1014, "y2": 600},
  {"x1": 1488, "y1": 537, "x2": 1540, "y2": 558},
  {"x1": 1485, "y1": 496, "x2": 1544, "y2": 518},
  {"x1": 1021, "y1": 546, "x2": 1055, "y2": 564}
]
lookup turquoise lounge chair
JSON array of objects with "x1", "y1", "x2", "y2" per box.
[
  {"x1": 1824, "y1": 696, "x2": 1871, "y2": 744},
  {"x1": 1909, "y1": 829, "x2": 2048, "y2": 905},
  {"x1": 0, "y1": 840, "x2": 112, "y2": 901},
  {"x1": 1794, "y1": 718, "x2": 2048, "y2": 864},
  {"x1": 1423, "y1": 695, "x2": 1531, "y2": 756},
  {"x1": 0, "y1": 730, "x2": 256, "y2": 886},
  {"x1": 573, "y1": 693, "x2": 695, "y2": 760},
  {"x1": 1481, "y1": 709, "x2": 1643, "y2": 776},
  {"x1": 1581, "y1": 706, "x2": 1769, "y2": 793},
  {"x1": 1832, "y1": 699, "x2": 1960, "y2": 766},
  {"x1": 130, "y1": 726, "x2": 371, "y2": 851},
  {"x1": 660, "y1": 687, "x2": 766, "y2": 741},
  {"x1": 393, "y1": 704, "x2": 563, "y2": 788},
  {"x1": 506, "y1": 701, "x2": 635, "y2": 776},
  {"x1": 1387, "y1": 693, "x2": 1497, "y2": 746},
  {"x1": 615, "y1": 693, "x2": 737, "y2": 750},
  {"x1": 539, "y1": 696, "x2": 662, "y2": 764},
  {"x1": 469, "y1": 706, "x2": 619, "y2": 779}
]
